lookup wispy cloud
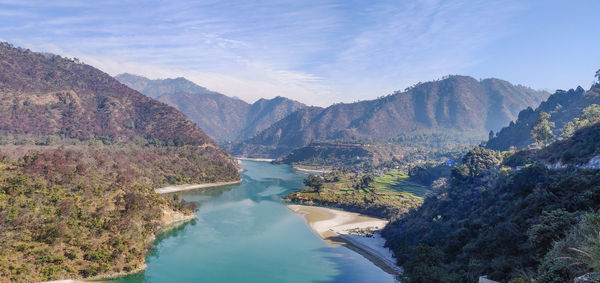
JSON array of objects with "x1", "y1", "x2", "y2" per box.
[{"x1": 0, "y1": 0, "x2": 563, "y2": 106}]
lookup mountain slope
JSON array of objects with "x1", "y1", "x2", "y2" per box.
[
  {"x1": 486, "y1": 84, "x2": 600, "y2": 150},
  {"x1": 116, "y1": 74, "x2": 306, "y2": 142},
  {"x1": 235, "y1": 76, "x2": 548, "y2": 158},
  {"x1": 0, "y1": 42, "x2": 239, "y2": 281},
  {"x1": 157, "y1": 91, "x2": 250, "y2": 142},
  {"x1": 0, "y1": 45, "x2": 217, "y2": 147},
  {"x1": 383, "y1": 122, "x2": 600, "y2": 282}
]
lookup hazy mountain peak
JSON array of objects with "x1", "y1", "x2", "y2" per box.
[
  {"x1": 117, "y1": 74, "x2": 307, "y2": 142},
  {"x1": 115, "y1": 73, "x2": 208, "y2": 99}
]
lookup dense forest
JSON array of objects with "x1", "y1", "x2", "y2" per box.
[
  {"x1": 276, "y1": 131, "x2": 479, "y2": 172},
  {"x1": 0, "y1": 147, "x2": 199, "y2": 282},
  {"x1": 382, "y1": 121, "x2": 600, "y2": 282}
]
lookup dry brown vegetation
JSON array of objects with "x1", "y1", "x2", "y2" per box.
[
  {"x1": 0, "y1": 42, "x2": 241, "y2": 282},
  {"x1": 0, "y1": 146, "x2": 201, "y2": 282}
]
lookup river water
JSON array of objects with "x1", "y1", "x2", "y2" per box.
[{"x1": 113, "y1": 160, "x2": 397, "y2": 283}]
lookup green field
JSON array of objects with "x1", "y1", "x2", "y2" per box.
[
  {"x1": 371, "y1": 170, "x2": 429, "y2": 197},
  {"x1": 286, "y1": 170, "x2": 429, "y2": 219}
]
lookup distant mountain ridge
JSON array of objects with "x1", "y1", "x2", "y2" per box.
[
  {"x1": 232, "y1": 75, "x2": 549, "y2": 158},
  {"x1": 116, "y1": 73, "x2": 307, "y2": 142},
  {"x1": 114, "y1": 73, "x2": 210, "y2": 99}
]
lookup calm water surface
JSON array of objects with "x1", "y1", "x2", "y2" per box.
[{"x1": 113, "y1": 161, "x2": 397, "y2": 283}]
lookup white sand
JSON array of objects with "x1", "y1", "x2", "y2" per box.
[
  {"x1": 155, "y1": 180, "x2": 241, "y2": 194},
  {"x1": 292, "y1": 166, "x2": 331, "y2": 174},
  {"x1": 235, "y1": 157, "x2": 274, "y2": 162},
  {"x1": 287, "y1": 204, "x2": 402, "y2": 274},
  {"x1": 42, "y1": 280, "x2": 88, "y2": 283}
]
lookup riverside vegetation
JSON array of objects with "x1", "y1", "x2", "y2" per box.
[
  {"x1": 286, "y1": 170, "x2": 428, "y2": 219},
  {"x1": 276, "y1": 130, "x2": 476, "y2": 172},
  {"x1": 0, "y1": 145, "x2": 202, "y2": 281},
  {"x1": 0, "y1": 43, "x2": 240, "y2": 282}
]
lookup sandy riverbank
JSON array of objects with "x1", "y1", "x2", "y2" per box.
[
  {"x1": 292, "y1": 166, "x2": 331, "y2": 174},
  {"x1": 155, "y1": 180, "x2": 241, "y2": 194},
  {"x1": 287, "y1": 204, "x2": 402, "y2": 275},
  {"x1": 235, "y1": 157, "x2": 275, "y2": 162}
]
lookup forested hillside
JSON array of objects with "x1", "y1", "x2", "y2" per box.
[
  {"x1": 0, "y1": 42, "x2": 239, "y2": 281},
  {"x1": 0, "y1": 146, "x2": 199, "y2": 282},
  {"x1": 383, "y1": 119, "x2": 600, "y2": 282},
  {"x1": 233, "y1": 76, "x2": 547, "y2": 158},
  {"x1": 487, "y1": 82, "x2": 600, "y2": 151},
  {"x1": 275, "y1": 131, "x2": 475, "y2": 172}
]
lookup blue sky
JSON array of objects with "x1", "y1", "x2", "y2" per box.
[{"x1": 0, "y1": 0, "x2": 599, "y2": 106}]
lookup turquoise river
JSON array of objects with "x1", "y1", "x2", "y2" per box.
[{"x1": 113, "y1": 160, "x2": 397, "y2": 283}]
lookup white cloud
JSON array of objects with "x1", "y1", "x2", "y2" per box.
[{"x1": 0, "y1": 0, "x2": 526, "y2": 106}]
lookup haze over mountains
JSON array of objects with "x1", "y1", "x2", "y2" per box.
[
  {"x1": 232, "y1": 75, "x2": 549, "y2": 158},
  {"x1": 116, "y1": 73, "x2": 306, "y2": 142}
]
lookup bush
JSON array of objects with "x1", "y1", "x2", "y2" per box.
[{"x1": 536, "y1": 212, "x2": 600, "y2": 282}]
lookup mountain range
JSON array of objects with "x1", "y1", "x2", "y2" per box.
[
  {"x1": 232, "y1": 75, "x2": 549, "y2": 158},
  {"x1": 115, "y1": 73, "x2": 306, "y2": 142}
]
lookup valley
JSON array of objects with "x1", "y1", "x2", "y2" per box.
[{"x1": 0, "y1": 3, "x2": 598, "y2": 282}]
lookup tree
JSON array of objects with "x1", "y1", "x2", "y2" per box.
[
  {"x1": 454, "y1": 147, "x2": 502, "y2": 178},
  {"x1": 531, "y1": 111, "x2": 555, "y2": 146},
  {"x1": 358, "y1": 174, "x2": 374, "y2": 189},
  {"x1": 303, "y1": 175, "x2": 324, "y2": 191},
  {"x1": 595, "y1": 68, "x2": 600, "y2": 85},
  {"x1": 561, "y1": 104, "x2": 600, "y2": 138},
  {"x1": 488, "y1": 130, "x2": 495, "y2": 141}
]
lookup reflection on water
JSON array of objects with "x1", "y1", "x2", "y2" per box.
[{"x1": 113, "y1": 161, "x2": 397, "y2": 283}]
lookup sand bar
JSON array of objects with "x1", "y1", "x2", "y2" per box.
[
  {"x1": 292, "y1": 166, "x2": 331, "y2": 174},
  {"x1": 155, "y1": 180, "x2": 241, "y2": 194},
  {"x1": 235, "y1": 157, "x2": 274, "y2": 162},
  {"x1": 287, "y1": 204, "x2": 402, "y2": 275}
]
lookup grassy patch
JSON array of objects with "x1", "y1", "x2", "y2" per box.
[{"x1": 286, "y1": 170, "x2": 428, "y2": 219}]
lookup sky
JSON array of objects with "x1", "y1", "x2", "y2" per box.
[{"x1": 0, "y1": 0, "x2": 599, "y2": 106}]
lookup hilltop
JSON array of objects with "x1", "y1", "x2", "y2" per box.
[
  {"x1": 382, "y1": 74, "x2": 600, "y2": 282},
  {"x1": 233, "y1": 76, "x2": 548, "y2": 158}
]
